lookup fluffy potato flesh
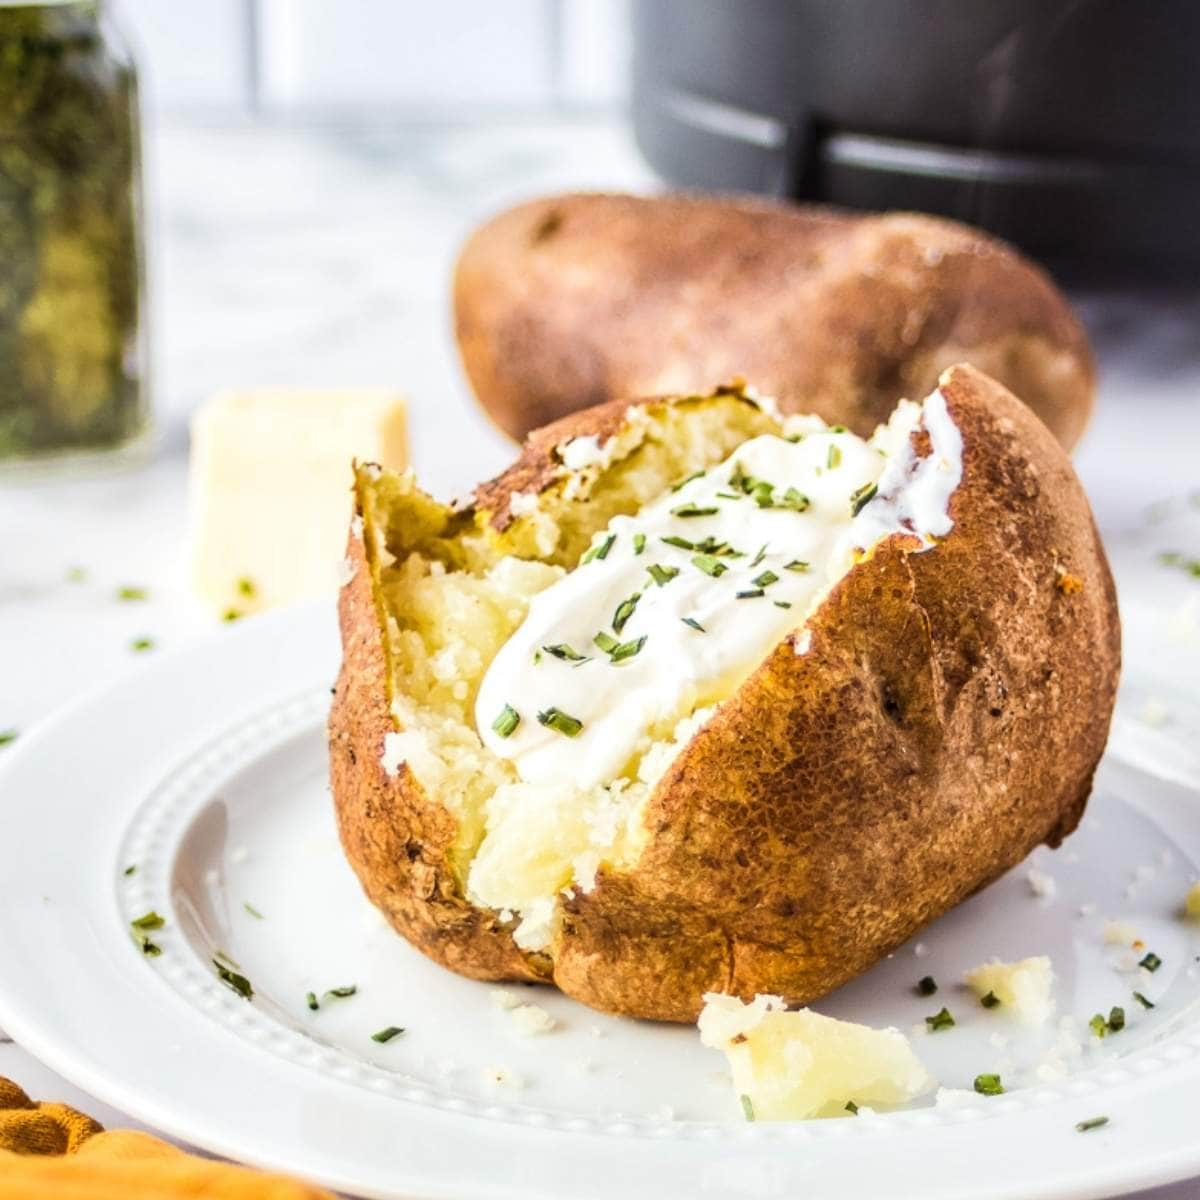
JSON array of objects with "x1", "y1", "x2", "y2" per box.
[
  {"x1": 963, "y1": 956, "x2": 1055, "y2": 1025},
  {"x1": 698, "y1": 993, "x2": 934, "y2": 1119},
  {"x1": 368, "y1": 389, "x2": 956, "y2": 951}
]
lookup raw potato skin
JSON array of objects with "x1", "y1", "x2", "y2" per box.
[
  {"x1": 454, "y1": 192, "x2": 1095, "y2": 450},
  {"x1": 329, "y1": 364, "x2": 1119, "y2": 1022}
]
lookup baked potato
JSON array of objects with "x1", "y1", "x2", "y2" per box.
[
  {"x1": 329, "y1": 363, "x2": 1119, "y2": 1023},
  {"x1": 454, "y1": 192, "x2": 1095, "y2": 449}
]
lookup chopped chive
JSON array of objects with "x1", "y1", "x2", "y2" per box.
[
  {"x1": 916, "y1": 975, "x2": 937, "y2": 996},
  {"x1": 925, "y1": 1007, "x2": 955, "y2": 1032},
  {"x1": 773, "y1": 600, "x2": 793, "y2": 609},
  {"x1": 372, "y1": 1025, "x2": 406, "y2": 1044},
  {"x1": 682, "y1": 617, "x2": 706, "y2": 632},
  {"x1": 1159, "y1": 551, "x2": 1200, "y2": 577},
  {"x1": 647, "y1": 564, "x2": 680, "y2": 587},
  {"x1": 325, "y1": 985, "x2": 358, "y2": 999},
  {"x1": 1075, "y1": 1116, "x2": 1109, "y2": 1133},
  {"x1": 830, "y1": 424, "x2": 848, "y2": 433},
  {"x1": 593, "y1": 631, "x2": 619, "y2": 654},
  {"x1": 492, "y1": 705, "x2": 521, "y2": 738},
  {"x1": 612, "y1": 592, "x2": 641, "y2": 634},
  {"x1": 543, "y1": 643, "x2": 588, "y2": 662},
  {"x1": 214, "y1": 948, "x2": 241, "y2": 969},
  {"x1": 633, "y1": 533, "x2": 646, "y2": 555},
  {"x1": 306, "y1": 991, "x2": 319, "y2": 1011},
  {"x1": 122, "y1": 864, "x2": 137, "y2": 877},
  {"x1": 739, "y1": 1094, "x2": 755, "y2": 1122},
  {"x1": 784, "y1": 560, "x2": 810, "y2": 572},
  {"x1": 661, "y1": 534, "x2": 695, "y2": 551},
  {"x1": 844, "y1": 1100, "x2": 859, "y2": 1115},
  {"x1": 728, "y1": 463, "x2": 777, "y2": 507},
  {"x1": 236, "y1": 577, "x2": 257, "y2": 597},
  {"x1": 736, "y1": 589, "x2": 765, "y2": 600},
  {"x1": 715, "y1": 491, "x2": 743, "y2": 501},
  {"x1": 980, "y1": 991, "x2": 1001, "y2": 1009},
  {"x1": 214, "y1": 960, "x2": 253, "y2": 1000},
  {"x1": 130, "y1": 636, "x2": 155, "y2": 652},
  {"x1": 1088, "y1": 1013, "x2": 1109, "y2": 1038},
  {"x1": 116, "y1": 585, "x2": 148, "y2": 601},
  {"x1": 850, "y1": 482, "x2": 879, "y2": 516},
  {"x1": 670, "y1": 470, "x2": 705, "y2": 492},
  {"x1": 1133, "y1": 991, "x2": 1155, "y2": 1009},
  {"x1": 130, "y1": 913, "x2": 164, "y2": 955},
  {"x1": 671, "y1": 503, "x2": 719, "y2": 518},
  {"x1": 778, "y1": 487, "x2": 810, "y2": 512},
  {"x1": 752, "y1": 570, "x2": 779, "y2": 588},
  {"x1": 610, "y1": 635, "x2": 647, "y2": 663},
  {"x1": 751, "y1": 543, "x2": 769, "y2": 568},
  {"x1": 827, "y1": 445, "x2": 842, "y2": 469},
  {"x1": 0, "y1": 730, "x2": 16, "y2": 747},
  {"x1": 1139, "y1": 952, "x2": 1162, "y2": 972},
  {"x1": 243, "y1": 902, "x2": 264, "y2": 919},
  {"x1": 696, "y1": 536, "x2": 741, "y2": 557},
  {"x1": 537, "y1": 707, "x2": 583, "y2": 737},
  {"x1": 581, "y1": 533, "x2": 616, "y2": 564},
  {"x1": 66, "y1": 565, "x2": 87, "y2": 582},
  {"x1": 750, "y1": 483, "x2": 775, "y2": 509},
  {"x1": 973, "y1": 1073, "x2": 1004, "y2": 1096},
  {"x1": 222, "y1": 608, "x2": 243, "y2": 622},
  {"x1": 692, "y1": 554, "x2": 728, "y2": 577},
  {"x1": 1107, "y1": 1005, "x2": 1126, "y2": 1033}
]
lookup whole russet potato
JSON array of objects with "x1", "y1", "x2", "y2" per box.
[
  {"x1": 454, "y1": 193, "x2": 1095, "y2": 449},
  {"x1": 329, "y1": 364, "x2": 1118, "y2": 1023}
]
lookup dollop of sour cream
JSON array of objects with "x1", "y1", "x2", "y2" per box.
[{"x1": 475, "y1": 397, "x2": 961, "y2": 791}]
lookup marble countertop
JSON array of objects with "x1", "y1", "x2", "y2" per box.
[{"x1": 2, "y1": 116, "x2": 1200, "y2": 1197}]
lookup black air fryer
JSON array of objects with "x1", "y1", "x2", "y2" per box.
[{"x1": 631, "y1": 0, "x2": 1200, "y2": 278}]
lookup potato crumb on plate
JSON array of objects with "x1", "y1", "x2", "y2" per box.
[
  {"x1": 1027, "y1": 869, "x2": 1057, "y2": 900},
  {"x1": 509, "y1": 1003, "x2": 558, "y2": 1036}
]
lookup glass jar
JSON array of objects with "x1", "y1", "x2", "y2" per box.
[{"x1": 0, "y1": 0, "x2": 148, "y2": 467}]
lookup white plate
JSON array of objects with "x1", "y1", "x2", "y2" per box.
[{"x1": 2, "y1": 604, "x2": 1200, "y2": 1200}]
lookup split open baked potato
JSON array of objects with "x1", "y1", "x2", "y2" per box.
[{"x1": 329, "y1": 363, "x2": 1119, "y2": 1023}]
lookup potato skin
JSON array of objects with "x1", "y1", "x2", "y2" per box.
[
  {"x1": 329, "y1": 497, "x2": 550, "y2": 985},
  {"x1": 331, "y1": 364, "x2": 1119, "y2": 1022},
  {"x1": 454, "y1": 192, "x2": 1095, "y2": 450},
  {"x1": 556, "y1": 366, "x2": 1118, "y2": 1019}
]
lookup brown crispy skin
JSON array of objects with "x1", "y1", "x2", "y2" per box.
[
  {"x1": 331, "y1": 365, "x2": 1119, "y2": 1022},
  {"x1": 454, "y1": 193, "x2": 1095, "y2": 449},
  {"x1": 555, "y1": 366, "x2": 1118, "y2": 1019},
  {"x1": 329, "y1": 480, "x2": 549, "y2": 984}
]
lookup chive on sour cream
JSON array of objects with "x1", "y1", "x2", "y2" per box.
[{"x1": 475, "y1": 393, "x2": 961, "y2": 792}]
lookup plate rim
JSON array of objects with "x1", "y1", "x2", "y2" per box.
[{"x1": 2, "y1": 603, "x2": 1200, "y2": 1200}]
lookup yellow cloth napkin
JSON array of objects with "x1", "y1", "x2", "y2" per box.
[{"x1": 0, "y1": 1076, "x2": 335, "y2": 1198}]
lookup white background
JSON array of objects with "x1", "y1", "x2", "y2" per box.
[{"x1": 113, "y1": 0, "x2": 631, "y2": 114}]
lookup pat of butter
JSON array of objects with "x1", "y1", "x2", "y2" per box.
[{"x1": 189, "y1": 388, "x2": 408, "y2": 615}]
